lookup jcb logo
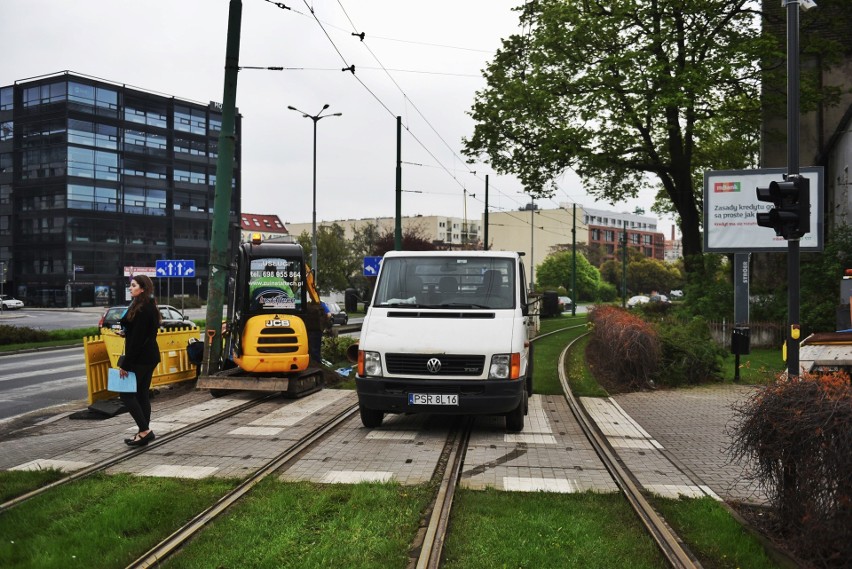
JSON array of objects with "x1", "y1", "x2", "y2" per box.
[{"x1": 266, "y1": 319, "x2": 290, "y2": 327}]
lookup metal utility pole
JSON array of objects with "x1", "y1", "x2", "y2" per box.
[
  {"x1": 202, "y1": 0, "x2": 242, "y2": 376},
  {"x1": 484, "y1": 175, "x2": 489, "y2": 250},
  {"x1": 621, "y1": 228, "x2": 628, "y2": 308},
  {"x1": 785, "y1": 0, "x2": 804, "y2": 377},
  {"x1": 571, "y1": 203, "x2": 577, "y2": 316},
  {"x1": 395, "y1": 116, "x2": 402, "y2": 251},
  {"x1": 287, "y1": 103, "x2": 342, "y2": 278}
]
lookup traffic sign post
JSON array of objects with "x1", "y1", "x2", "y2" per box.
[{"x1": 363, "y1": 256, "x2": 382, "y2": 276}]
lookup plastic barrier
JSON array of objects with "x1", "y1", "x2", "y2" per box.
[{"x1": 84, "y1": 327, "x2": 202, "y2": 404}]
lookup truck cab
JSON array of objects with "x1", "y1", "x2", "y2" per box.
[{"x1": 355, "y1": 250, "x2": 531, "y2": 432}]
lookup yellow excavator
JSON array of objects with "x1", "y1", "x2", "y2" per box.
[{"x1": 196, "y1": 234, "x2": 326, "y2": 397}]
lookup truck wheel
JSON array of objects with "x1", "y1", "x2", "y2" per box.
[
  {"x1": 359, "y1": 406, "x2": 384, "y2": 428},
  {"x1": 505, "y1": 391, "x2": 527, "y2": 433}
]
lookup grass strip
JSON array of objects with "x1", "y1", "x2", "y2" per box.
[
  {"x1": 442, "y1": 489, "x2": 666, "y2": 569},
  {"x1": 162, "y1": 479, "x2": 432, "y2": 569},
  {"x1": 651, "y1": 496, "x2": 780, "y2": 569},
  {"x1": 0, "y1": 473, "x2": 236, "y2": 569},
  {"x1": 718, "y1": 348, "x2": 785, "y2": 384},
  {"x1": 0, "y1": 468, "x2": 66, "y2": 503}
]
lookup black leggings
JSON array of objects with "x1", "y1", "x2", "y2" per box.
[{"x1": 119, "y1": 363, "x2": 158, "y2": 432}]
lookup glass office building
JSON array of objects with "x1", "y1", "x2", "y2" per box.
[{"x1": 0, "y1": 71, "x2": 241, "y2": 306}]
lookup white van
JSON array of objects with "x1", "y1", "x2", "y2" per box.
[{"x1": 354, "y1": 250, "x2": 532, "y2": 432}]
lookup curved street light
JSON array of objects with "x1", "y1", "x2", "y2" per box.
[{"x1": 286, "y1": 104, "x2": 343, "y2": 281}]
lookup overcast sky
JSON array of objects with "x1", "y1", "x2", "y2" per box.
[{"x1": 2, "y1": 0, "x2": 676, "y2": 238}]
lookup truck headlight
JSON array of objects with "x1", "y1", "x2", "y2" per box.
[
  {"x1": 488, "y1": 353, "x2": 521, "y2": 380},
  {"x1": 489, "y1": 354, "x2": 510, "y2": 379},
  {"x1": 362, "y1": 351, "x2": 383, "y2": 377}
]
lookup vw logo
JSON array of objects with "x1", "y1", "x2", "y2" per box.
[{"x1": 426, "y1": 357, "x2": 442, "y2": 373}]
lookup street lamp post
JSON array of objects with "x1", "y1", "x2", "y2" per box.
[{"x1": 287, "y1": 104, "x2": 342, "y2": 281}]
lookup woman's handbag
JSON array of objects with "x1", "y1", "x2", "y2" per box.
[{"x1": 108, "y1": 368, "x2": 137, "y2": 392}]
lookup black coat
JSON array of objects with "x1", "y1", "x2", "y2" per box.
[{"x1": 120, "y1": 302, "x2": 161, "y2": 371}]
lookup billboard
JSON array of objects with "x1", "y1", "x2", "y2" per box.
[{"x1": 703, "y1": 167, "x2": 824, "y2": 253}]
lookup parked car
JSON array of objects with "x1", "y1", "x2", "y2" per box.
[
  {"x1": 99, "y1": 304, "x2": 198, "y2": 331},
  {"x1": 0, "y1": 295, "x2": 24, "y2": 310},
  {"x1": 557, "y1": 296, "x2": 572, "y2": 312},
  {"x1": 627, "y1": 295, "x2": 650, "y2": 307},
  {"x1": 670, "y1": 289, "x2": 684, "y2": 298},
  {"x1": 327, "y1": 302, "x2": 348, "y2": 325}
]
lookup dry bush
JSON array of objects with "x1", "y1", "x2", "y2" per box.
[
  {"x1": 729, "y1": 371, "x2": 852, "y2": 566},
  {"x1": 585, "y1": 305, "x2": 660, "y2": 391}
]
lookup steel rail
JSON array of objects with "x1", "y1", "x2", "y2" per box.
[
  {"x1": 126, "y1": 402, "x2": 359, "y2": 568},
  {"x1": 0, "y1": 393, "x2": 277, "y2": 513},
  {"x1": 558, "y1": 334, "x2": 701, "y2": 569},
  {"x1": 415, "y1": 418, "x2": 472, "y2": 569}
]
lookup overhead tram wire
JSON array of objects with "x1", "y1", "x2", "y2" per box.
[{"x1": 264, "y1": 0, "x2": 543, "y2": 232}]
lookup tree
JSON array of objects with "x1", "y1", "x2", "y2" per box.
[
  {"x1": 535, "y1": 250, "x2": 601, "y2": 301},
  {"x1": 296, "y1": 224, "x2": 358, "y2": 294},
  {"x1": 371, "y1": 225, "x2": 437, "y2": 256},
  {"x1": 463, "y1": 0, "x2": 777, "y2": 268}
]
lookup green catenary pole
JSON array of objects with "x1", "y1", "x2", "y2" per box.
[
  {"x1": 484, "y1": 175, "x2": 489, "y2": 250},
  {"x1": 571, "y1": 203, "x2": 577, "y2": 316},
  {"x1": 395, "y1": 116, "x2": 402, "y2": 250},
  {"x1": 202, "y1": 0, "x2": 242, "y2": 376}
]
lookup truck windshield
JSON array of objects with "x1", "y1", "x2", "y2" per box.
[
  {"x1": 374, "y1": 257, "x2": 515, "y2": 309},
  {"x1": 246, "y1": 256, "x2": 304, "y2": 313}
]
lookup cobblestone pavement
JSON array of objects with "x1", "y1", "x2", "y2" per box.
[{"x1": 613, "y1": 384, "x2": 768, "y2": 504}]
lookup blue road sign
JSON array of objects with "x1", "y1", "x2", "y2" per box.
[
  {"x1": 156, "y1": 259, "x2": 196, "y2": 278},
  {"x1": 363, "y1": 256, "x2": 382, "y2": 276}
]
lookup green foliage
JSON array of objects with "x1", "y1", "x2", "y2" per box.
[
  {"x1": 596, "y1": 281, "x2": 618, "y2": 302},
  {"x1": 654, "y1": 317, "x2": 726, "y2": 387},
  {"x1": 321, "y1": 334, "x2": 357, "y2": 365},
  {"x1": 678, "y1": 253, "x2": 734, "y2": 321},
  {"x1": 535, "y1": 250, "x2": 601, "y2": 301},
  {"x1": 296, "y1": 223, "x2": 360, "y2": 294},
  {"x1": 462, "y1": 0, "x2": 776, "y2": 259},
  {"x1": 0, "y1": 324, "x2": 50, "y2": 346},
  {"x1": 586, "y1": 305, "x2": 660, "y2": 391},
  {"x1": 600, "y1": 253, "x2": 683, "y2": 297}
]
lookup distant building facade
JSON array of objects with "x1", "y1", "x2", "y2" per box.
[
  {"x1": 286, "y1": 214, "x2": 482, "y2": 248},
  {"x1": 0, "y1": 71, "x2": 241, "y2": 306},
  {"x1": 583, "y1": 207, "x2": 665, "y2": 262},
  {"x1": 241, "y1": 213, "x2": 289, "y2": 243}
]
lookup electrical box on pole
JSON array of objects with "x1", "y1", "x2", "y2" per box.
[{"x1": 755, "y1": 175, "x2": 810, "y2": 240}]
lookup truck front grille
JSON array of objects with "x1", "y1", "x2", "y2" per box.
[{"x1": 385, "y1": 354, "x2": 485, "y2": 376}]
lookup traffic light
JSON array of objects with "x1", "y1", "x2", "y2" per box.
[{"x1": 755, "y1": 175, "x2": 810, "y2": 240}]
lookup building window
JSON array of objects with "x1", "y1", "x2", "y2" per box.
[
  {"x1": 68, "y1": 119, "x2": 118, "y2": 150},
  {"x1": 67, "y1": 147, "x2": 119, "y2": 181},
  {"x1": 125, "y1": 100, "x2": 168, "y2": 128},
  {"x1": 175, "y1": 136, "x2": 207, "y2": 157},
  {"x1": 68, "y1": 82, "x2": 118, "y2": 114},
  {"x1": 174, "y1": 106, "x2": 206, "y2": 135},
  {"x1": 67, "y1": 183, "x2": 119, "y2": 212},
  {"x1": 124, "y1": 187, "x2": 167, "y2": 216},
  {"x1": 23, "y1": 82, "x2": 66, "y2": 107},
  {"x1": 173, "y1": 190, "x2": 209, "y2": 213},
  {"x1": 0, "y1": 121, "x2": 12, "y2": 142},
  {"x1": 174, "y1": 164, "x2": 207, "y2": 184},
  {"x1": 0, "y1": 87, "x2": 12, "y2": 111}
]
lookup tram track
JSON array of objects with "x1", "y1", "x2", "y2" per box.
[
  {"x1": 126, "y1": 402, "x2": 359, "y2": 568},
  {"x1": 406, "y1": 324, "x2": 701, "y2": 569},
  {"x1": 0, "y1": 392, "x2": 279, "y2": 513}
]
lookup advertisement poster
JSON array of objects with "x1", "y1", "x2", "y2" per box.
[{"x1": 703, "y1": 167, "x2": 823, "y2": 252}]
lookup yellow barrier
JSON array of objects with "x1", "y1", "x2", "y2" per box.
[{"x1": 84, "y1": 327, "x2": 202, "y2": 404}]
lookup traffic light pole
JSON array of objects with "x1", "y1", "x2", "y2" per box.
[
  {"x1": 785, "y1": 0, "x2": 801, "y2": 377},
  {"x1": 786, "y1": 0, "x2": 810, "y2": 377}
]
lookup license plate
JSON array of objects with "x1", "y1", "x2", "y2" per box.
[{"x1": 408, "y1": 393, "x2": 458, "y2": 406}]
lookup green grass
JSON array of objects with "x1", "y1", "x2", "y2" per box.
[
  {"x1": 162, "y1": 480, "x2": 432, "y2": 569},
  {"x1": 443, "y1": 489, "x2": 666, "y2": 568},
  {"x1": 0, "y1": 473, "x2": 237, "y2": 569},
  {"x1": 0, "y1": 469, "x2": 66, "y2": 503},
  {"x1": 534, "y1": 313, "x2": 588, "y2": 394},
  {"x1": 651, "y1": 496, "x2": 780, "y2": 569},
  {"x1": 719, "y1": 347, "x2": 785, "y2": 384}
]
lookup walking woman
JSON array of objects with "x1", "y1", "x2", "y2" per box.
[{"x1": 118, "y1": 275, "x2": 162, "y2": 446}]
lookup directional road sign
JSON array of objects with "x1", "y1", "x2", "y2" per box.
[
  {"x1": 363, "y1": 256, "x2": 382, "y2": 276},
  {"x1": 156, "y1": 259, "x2": 196, "y2": 278}
]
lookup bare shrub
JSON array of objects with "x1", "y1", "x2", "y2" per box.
[
  {"x1": 585, "y1": 305, "x2": 660, "y2": 391},
  {"x1": 729, "y1": 371, "x2": 852, "y2": 566}
]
